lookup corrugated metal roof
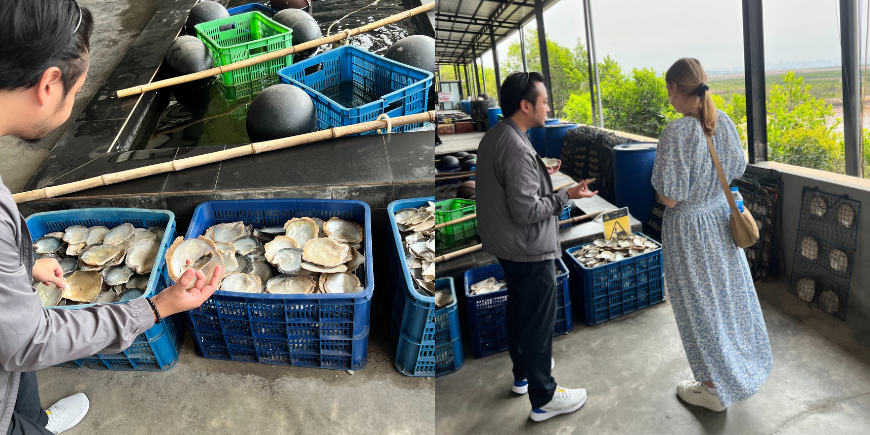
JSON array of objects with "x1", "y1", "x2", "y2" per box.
[{"x1": 435, "y1": 0, "x2": 541, "y2": 65}]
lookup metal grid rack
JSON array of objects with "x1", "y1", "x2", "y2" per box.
[{"x1": 788, "y1": 187, "x2": 861, "y2": 320}]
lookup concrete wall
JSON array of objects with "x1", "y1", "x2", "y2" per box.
[{"x1": 754, "y1": 162, "x2": 870, "y2": 341}]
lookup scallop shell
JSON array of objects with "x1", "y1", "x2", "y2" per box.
[
  {"x1": 104, "y1": 223, "x2": 135, "y2": 246},
  {"x1": 63, "y1": 225, "x2": 89, "y2": 245},
  {"x1": 801, "y1": 237, "x2": 818, "y2": 260},
  {"x1": 819, "y1": 290, "x2": 839, "y2": 314},
  {"x1": 323, "y1": 217, "x2": 364, "y2": 244},
  {"x1": 301, "y1": 262, "x2": 348, "y2": 273},
  {"x1": 126, "y1": 238, "x2": 159, "y2": 275},
  {"x1": 838, "y1": 204, "x2": 854, "y2": 228},
  {"x1": 302, "y1": 238, "x2": 349, "y2": 268},
  {"x1": 33, "y1": 236, "x2": 63, "y2": 254},
  {"x1": 284, "y1": 218, "x2": 320, "y2": 247},
  {"x1": 86, "y1": 226, "x2": 110, "y2": 246},
  {"x1": 266, "y1": 275, "x2": 315, "y2": 294},
  {"x1": 274, "y1": 248, "x2": 303, "y2": 275},
  {"x1": 209, "y1": 222, "x2": 246, "y2": 244},
  {"x1": 830, "y1": 249, "x2": 848, "y2": 272},
  {"x1": 37, "y1": 282, "x2": 62, "y2": 307},
  {"x1": 810, "y1": 196, "x2": 827, "y2": 217},
  {"x1": 219, "y1": 273, "x2": 262, "y2": 293},
  {"x1": 797, "y1": 278, "x2": 815, "y2": 302},
  {"x1": 320, "y1": 272, "x2": 363, "y2": 294},
  {"x1": 164, "y1": 236, "x2": 224, "y2": 288},
  {"x1": 62, "y1": 271, "x2": 103, "y2": 302},
  {"x1": 103, "y1": 265, "x2": 134, "y2": 286}
]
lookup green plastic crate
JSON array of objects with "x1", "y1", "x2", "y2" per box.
[
  {"x1": 435, "y1": 199, "x2": 477, "y2": 251},
  {"x1": 195, "y1": 11, "x2": 293, "y2": 87}
]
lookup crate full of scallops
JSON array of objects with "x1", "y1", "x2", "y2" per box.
[
  {"x1": 178, "y1": 199, "x2": 372, "y2": 370},
  {"x1": 26, "y1": 208, "x2": 183, "y2": 371}
]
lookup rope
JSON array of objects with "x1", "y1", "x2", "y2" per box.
[
  {"x1": 377, "y1": 114, "x2": 392, "y2": 134},
  {"x1": 327, "y1": 0, "x2": 380, "y2": 37}
]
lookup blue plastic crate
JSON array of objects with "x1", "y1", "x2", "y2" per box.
[
  {"x1": 564, "y1": 232, "x2": 665, "y2": 326},
  {"x1": 559, "y1": 205, "x2": 572, "y2": 229},
  {"x1": 227, "y1": 3, "x2": 278, "y2": 17},
  {"x1": 24, "y1": 208, "x2": 184, "y2": 371},
  {"x1": 182, "y1": 199, "x2": 373, "y2": 370},
  {"x1": 464, "y1": 259, "x2": 572, "y2": 358},
  {"x1": 278, "y1": 45, "x2": 433, "y2": 134}
]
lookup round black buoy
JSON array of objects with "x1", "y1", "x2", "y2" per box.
[
  {"x1": 185, "y1": 1, "x2": 230, "y2": 36},
  {"x1": 246, "y1": 84, "x2": 317, "y2": 142},
  {"x1": 453, "y1": 151, "x2": 468, "y2": 159},
  {"x1": 439, "y1": 156, "x2": 460, "y2": 168},
  {"x1": 165, "y1": 36, "x2": 215, "y2": 84},
  {"x1": 384, "y1": 36, "x2": 436, "y2": 74},
  {"x1": 272, "y1": 9, "x2": 322, "y2": 60},
  {"x1": 461, "y1": 153, "x2": 477, "y2": 163},
  {"x1": 457, "y1": 181, "x2": 476, "y2": 199},
  {"x1": 272, "y1": 0, "x2": 310, "y2": 11},
  {"x1": 460, "y1": 159, "x2": 476, "y2": 172}
]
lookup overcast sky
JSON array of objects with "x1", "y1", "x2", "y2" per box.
[{"x1": 477, "y1": 0, "x2": 847, "y2": 74}]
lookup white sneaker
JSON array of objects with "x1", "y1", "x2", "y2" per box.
[
  {"x1": 44, "y1": 393, "x2": 89, "y2": 434},
  {"x1": 676, "y1": 380, "x2": 726, "y2": 412},
  {"x1": 529, "y1": 386, "x2": 587, "y2": 422},
  {"x1": 511, "y1": 359, "x2": 556, "y2": 395}
]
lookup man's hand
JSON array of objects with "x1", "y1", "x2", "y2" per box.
[
  {"x1": 150, "y1": 264, "x2": 223, "y2": 319},
  {"x1": 32, "y1": 258, "x2": 66, "y2": 289},
  {"x1": 567, "y1": 179, "x2": 598, "y2": 200},
  {"x1": 546, "y1": 160, "x2": 561, "y2": 175}
]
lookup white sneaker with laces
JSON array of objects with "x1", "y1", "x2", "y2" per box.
[
  {"x1": 511, "y1": 358, "x2": 556, "y2": 395},
  {"x1": 44, "y1": 393, "x2": 89, "y2": 435},
  {"x1": 529, "y1": 387, "x2": 587, "y2": 422},
  {"x1": 676, "y1": 380, "x2": 726, "y2": 412}
]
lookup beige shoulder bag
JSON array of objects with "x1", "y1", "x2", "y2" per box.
[{"x1": 703, "y1": 133, "x2": 759, "y2": 248}]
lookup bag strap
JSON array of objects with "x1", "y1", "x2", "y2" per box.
[{"x1": 687, "y1": 114, "x2": 742, "y2": 215}]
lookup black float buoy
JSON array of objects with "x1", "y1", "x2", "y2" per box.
[
  {"x1": 165, "y1": 36, "x2": 215, "y2": 85},
  {"x1": 453, "y1": 151, "x2": 468, "y2": 159},
  {"x1": 460, "y1": 159, "x2": 476, "y2": 172},
  {"x1": 246, "y1": 85, "x2": 317, "y2": 142},
  {"x1": 384, "y1": 36, "x2": 436, "y2": 74},
  {"x1": 272, "y1": 0, "x2": 310, "y2": 11},
  {"x1": 185, "y1": 1, "x2": 230, "y2": 36},
  {"x1": 461, "y1": 153, "x2": 477, "y2": 163},
  {"x1": 272, "y1": 9, "x2": 322, "y2": 60},
  {"x1": 439, "y1": 156, "x2": 460, "y2": 168},
  {"x1": 457, "y1": 181, "x2": 476, "y2": 199}
]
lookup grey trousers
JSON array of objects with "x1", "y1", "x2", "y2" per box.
[{"x1": 5, "y1": 372, "x2": 51, "y2": 435}]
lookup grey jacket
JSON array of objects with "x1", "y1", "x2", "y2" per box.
[
  {"x1": 0, "y1": 176, "x2": 154, "y2": 431},
  {"x1": 475, "y1": 118, "x2": 571, "y2": 262}
]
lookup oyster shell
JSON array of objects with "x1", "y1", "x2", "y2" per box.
[
  {"x1": 65, "y1": 242, "x2": 87, "y2": 257},
  {"x1": 148, "y1": 226, "x2": 166, "y2": 242},
  {"x1": 126, "y1": 238, "x2": 159, "y2": 275},
  {"x1": 86, "y1": 226, "x2": 110, "y2": 246},
  {"x1": 164, "y1": 236, "x2": 225, "y2": 288},
  {"x1": 346, "y1": 247, "x2": 365, "y2": 272},
  {"x1": 248, "y1": 261, "x2": 273, "y2": 285},
  {"x1": 394, "y1": 208, "x2": 419, "y2": 225},
  {"x1": 33, "y1": 236, "x2": 63, "y2": 254},
  {"x1": 274, "y1": 248, "x2": 303, "y2": 275},
  {"x1": 810, "y1": 196, "x2": 827, "y2": 217},
  {"x1": 266, "y1": 275, "x2": 315, "y2": 294},
  {"x1": 838, "y1": 204, "x2": 855, "y2": 228},
  {"x1": 302, "y1": 238, "x2": 349, "y2": 268},
  {"x1": 232, "y1": 236, "x2": 261, "y2": 256},
  {"x1": 253, "y1": 227, "x2": 285, "y2": 242},
  {"x1": 264, "y1": 236, "x2": 300, "y2": 264},
  {"x1": 234, "y1": 253, "x2": 249, "y2": 273},
  {"x1": 58, "y1": 258, "x2": 78, "y2": 276},
  {"x1": 320, "y1": 272, "x2": 363, "y2": 294},
  {"x1": 284, "y1": 218, "x2": 320, "y2": 247},
  {"x1": 132, "y1": 228, "x2": 156, "y2": 244},
  {"x1": 301, "y1": 262, "x2": 347, "y2": 273},
  {"x1": 801, "y1": 236, "x2": 819, "y2": 260},
  {"x1": 220, "y1": 273, "x2": 262, "y2": 293},
  {"x1": 209, "y1": 222, "x2": 246, "y2": 244},
  {"x1": 797, "y1": 278, "x2": 815, "y2": 302},
  {"x1": 94, "y1": 291, "x2": 119, "y2": 304},
  {"x1": 46, "y1": 232, "x2": 66, "y2": 239},
  {"x1": 104, "y1": 223, "x2": 135, "y2": 246},
  {"x1": 323, "y1": 217, "x2": 363, "y2": 244},
  {"x1": 819, "y1": 290, "x2": 839, "y2": 314},
  {"x1": 126, "y1": 274, "x2": 150, "y2": 291},
  {"x1": 118, "y1": 288, "x2": 144, "y2": 302},
  {"x1": 80, "y1": 244, "x2": 123, "y2": 267},
  {"x1": 63, "y1": 225, "x2": 89, "y2": 245},
  {"x1": 215, "y1": 245, "x2": 238, "y2": 275},
  {"x1": 830, "y1": 249, "x2": 848, "y2": 272},
  {"x1": 37, "y1": 282, "x2": 62, "y2": 307},
  {"x1": 62, "y1": 271, "x2": 103, "y2": 302},
  {"x1": 103, "y1": 265, "x2": 134, "y2": 286}
]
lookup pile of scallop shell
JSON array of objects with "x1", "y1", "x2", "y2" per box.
[
  {"x1": 32, "y1": 223, "x2": 166, "y2": 307},
  {"x1": 394, "y1": 202, "x2": 450, "y2": 307},
  {"x1": 571, "y1": 235, "x2": 660, "y2": 268},
  {"x1": 165, "y1": 217, "x2": 365, "y2": 295}
]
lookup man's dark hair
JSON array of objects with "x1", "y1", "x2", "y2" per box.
[
  {"x1": 499, "y1": 71, "x2": 545, "y2": 118},
  {"x1": 0, "y1": 0, "x2": 94, "y2": 96}
]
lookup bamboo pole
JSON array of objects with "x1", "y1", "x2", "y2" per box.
[
  {"x1": 116, "y1": 3, "x2": 436, "y2": 98},
  {"x1": 435, "y1": 170, "x2": 474, "y2": 178},
  {"x1": 553, "y1": 181, "x2": 574, "y2": 192},
  {"x1": 433, "y1": 213, "x2": 476, "y2": 230},
  {"x1": 435, "y1": 172, "x2": 476, "y2": 181},
  {"x1": 13, "y1": 111, "x2": 436, "y2": 203},
  {"x1": 434, "y1": 244, "x2": 482, "y2": 264}
]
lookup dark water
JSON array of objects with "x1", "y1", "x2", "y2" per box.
[{"x1": 137, "y1": 0, "x2": 427, "y2": 150}]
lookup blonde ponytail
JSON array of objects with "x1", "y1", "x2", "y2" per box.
[{"x1": 666, "y1": 58, "x2": 717, "y2": 136}]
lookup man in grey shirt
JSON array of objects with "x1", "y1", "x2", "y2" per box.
[
  {"x1": 0, "y1": 2, "x2": 224, "y2": 434},
  {"x1": 475, "y1": 71, "x2": 598, "y2": 422}
]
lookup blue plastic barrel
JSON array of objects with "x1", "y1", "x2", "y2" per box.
[
  {"x1": 543, "y1": 123, "x2": 578, "y2": 159},
  {"x1": 460, "y1": 100, "x2": 472, "y2": 115},
  {"x1": 613, "y1": 143, "x2": 658, "y2": 231},
  {"x1": 528, "y1": 118, "x2": 561, "y2": 156},
  {"x1": 487, "y1": 107, "x2": 502, "y2": 130}
]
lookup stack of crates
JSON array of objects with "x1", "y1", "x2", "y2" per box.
[
  {"x1": 563, "y1": 232, "x2": 665, "y2": 325},
  {"x1": 434, "y1": 199, "x2": 477, "y2": 252}
]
